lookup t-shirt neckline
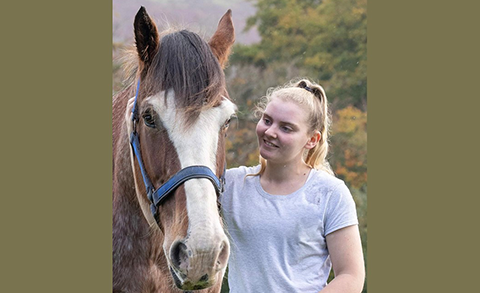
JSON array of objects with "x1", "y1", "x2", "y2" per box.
[{"x1": 254, "y1": 169, "x2": 315, "y2": 200}]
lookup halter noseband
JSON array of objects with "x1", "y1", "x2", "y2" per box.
[{"x1": 129, "y1": 80, "x2": 226, "y2": 223}]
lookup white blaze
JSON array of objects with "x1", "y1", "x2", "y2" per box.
[{"x1": 147, "y1": 90, "x2": 235, "y2": 249}]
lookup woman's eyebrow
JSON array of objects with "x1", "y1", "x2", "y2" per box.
[
  {"x1": 265, "y1": 114, "x2": 298, "y2": 128},
  {"x1": 280, "y1": 121, "x2": 299, "y2": 129}
]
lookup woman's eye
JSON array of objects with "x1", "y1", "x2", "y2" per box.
[
  {"x1": 143, "y1": 110, "x2": 156, "y2": 128},
  {"x1": 263, "y1": 118, "x2": 271, "y2": 125}
]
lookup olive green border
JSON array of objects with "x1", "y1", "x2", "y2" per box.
[
  {"x1": 3, "y1": 0, "x2": 479, "y2": 292},
  {"x1": 2, "y1": 1, "x2": 112, "y2": 292},
  {"x1": 369, "y1": 0, "x2": 479, "y2": 292}
]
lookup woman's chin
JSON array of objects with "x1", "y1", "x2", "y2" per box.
[
  {"x1": 259, "y1": 150, "x2": 271, "y2": 161},
  {"x1": 259, "y1": 149, "x2": 278, "y2": 162}
]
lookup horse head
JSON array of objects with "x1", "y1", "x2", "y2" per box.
[{"x1": 118, "y1": 6, "x2": 235, "y2": 291}]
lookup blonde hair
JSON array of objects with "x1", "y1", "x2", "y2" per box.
[{"x1": 252, "y1": 78, "x2": 333, "y2": 176}]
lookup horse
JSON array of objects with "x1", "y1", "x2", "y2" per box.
[{"x1": 112, "y1": 7, "x2": 236, "y2": 292}]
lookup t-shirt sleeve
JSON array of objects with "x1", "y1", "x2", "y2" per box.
[{"x1": 323, "y1": 182, "x2": 359, "y2": 236}]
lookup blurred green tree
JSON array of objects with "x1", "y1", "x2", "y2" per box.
[{"x1": 234, "y1": 0, "x2": 367, "y2": 108}]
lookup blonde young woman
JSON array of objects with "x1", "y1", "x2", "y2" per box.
[{"x1": 221, "y1": 79, "x2": 365, "y2": 292}]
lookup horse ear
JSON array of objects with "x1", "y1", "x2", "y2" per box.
[
  {"x1": 134, "y1": 6, "x2": 159, "y2": 66},
  {"x1": 209, "y1": 9, "x2": 235, "y2": 69}
]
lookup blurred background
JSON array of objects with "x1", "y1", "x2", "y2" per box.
[{"x1": 113, "y1": 0, "x2": 367, "y2": 292}]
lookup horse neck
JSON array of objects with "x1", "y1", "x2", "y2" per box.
[
  {"x1": 112, "y1": 88, "x2": 163, "y2": 246},
  {"x1": 112, "y1": 87, "x2": 169, "y2": 291}
]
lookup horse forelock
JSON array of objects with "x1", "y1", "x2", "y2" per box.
[{"x1": 142, "y1": 29, "x2": 226, "y2": 126}]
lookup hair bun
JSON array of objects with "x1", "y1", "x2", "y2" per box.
[{"x1": 297, "y1": 80, "x2": 324, "y2": 101}]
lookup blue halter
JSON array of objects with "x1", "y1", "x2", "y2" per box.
[{"x1": 129, "y1": 80, "x2": 225, "y2": 223}]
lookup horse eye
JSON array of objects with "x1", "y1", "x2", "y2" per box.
[
  {"x1": 223, "y1": 118, "x2": 231, "y2": 130},
  {"x1": 143, "y1": 109, "x2": 156, "y2": 128}
]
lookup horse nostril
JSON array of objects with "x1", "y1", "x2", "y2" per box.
[
  {"x1": 199, "y1": 274, "x2": 209, "y2": 282},
  {"x1": 171, "y1": 241, "x2": 190, "y2": 271}
]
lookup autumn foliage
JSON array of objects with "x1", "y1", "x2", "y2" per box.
[{"x1": 330, "y1": 105, "x2": 367, "y2": 190}]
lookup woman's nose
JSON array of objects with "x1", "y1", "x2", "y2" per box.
[{"x1": 264, "y1": 125, "x2": 277, "y2": 138}]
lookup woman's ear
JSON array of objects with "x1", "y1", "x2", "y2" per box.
[{"x1": 305, "y1": 131, "x2": 321, "y2": 149}]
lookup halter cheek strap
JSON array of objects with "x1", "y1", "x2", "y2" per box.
[{"x1": 129, "y1": 80, "x2": 226, "y2": 223}]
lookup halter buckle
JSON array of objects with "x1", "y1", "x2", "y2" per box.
[{"x1": 132, "y1": 118, "x2": 138, "y2": 133}]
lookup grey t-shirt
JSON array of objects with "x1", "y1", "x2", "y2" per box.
[{"x1": 220, "y1": 165, "x2": 358, "y2": 293}]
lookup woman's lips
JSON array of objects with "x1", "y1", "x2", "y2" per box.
[{"x1": 263, "y1": 139, "x2": 278, "y2": 148}]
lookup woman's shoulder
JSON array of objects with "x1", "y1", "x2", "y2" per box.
[
  {"x1": 226, "y1": 165, "x2": 260, "y2": 180},
  {"x1": 223, "y1": 165, "x2": 260, "y2": 194},
  {"x1": 306, "y1": 169, "x2": 354, "y2": 210},
  {"x1": 308, "y1": 168, "x2": 348, "y2": 192}
]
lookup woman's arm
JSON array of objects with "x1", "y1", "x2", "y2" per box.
[{"x1": 320, "y1": 225, "x2": 365, "y2": 293}]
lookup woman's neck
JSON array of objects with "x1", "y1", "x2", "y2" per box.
[
  {"x1": 260, "y1": 161, "x2": 312, "y2": 195},
  {"x1": 264, "y1": 161, "x2": 309, "y2": 179}
]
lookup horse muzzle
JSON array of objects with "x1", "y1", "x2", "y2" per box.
[{"x1": 169, "y1": 238, "x2": 230, "y2": 290}]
